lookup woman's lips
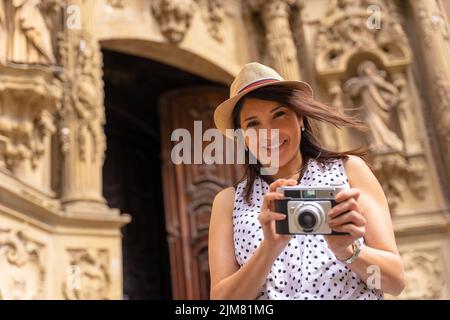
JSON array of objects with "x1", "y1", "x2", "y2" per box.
[{"x1": 262, "y1": 138, "x2": 288, "y2": 150}]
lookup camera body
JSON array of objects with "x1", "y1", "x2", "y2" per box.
[{"x1": 275, "y1": 185, "x2": 348, "y2": 235}]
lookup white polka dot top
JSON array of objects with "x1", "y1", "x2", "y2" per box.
[{"x1": 232, "y1": 157, "x2": 384, "y2": 300}]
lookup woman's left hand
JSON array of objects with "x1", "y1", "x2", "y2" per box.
[{"x1": 324, "y1": 188, "x2": 366, "y2": 261}]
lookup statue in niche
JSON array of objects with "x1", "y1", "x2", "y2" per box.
[
  {"x1": 6, "y1": 0, "x2": 57, "y2": 65},
  {"x1": 344, "y1": 60, "x2": 404, "y2": 153}
]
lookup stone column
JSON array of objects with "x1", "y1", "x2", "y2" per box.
[
  {"x1": 410, "y1": 0, "x2": 450, "y2": 191},
  {"x1": 59, "y1": 0, "x2": 109, "y2": 213},
  {"x1": 250, "y1": 0, "x2": 301, "y2": 80}
]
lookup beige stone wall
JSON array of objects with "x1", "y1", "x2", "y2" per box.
[
  {"x1": 0, "y1": 0, "x2": 449, "y2": 300},
  {"x1": 95, "y1": 0, "x2": 255, "y2": 83}
]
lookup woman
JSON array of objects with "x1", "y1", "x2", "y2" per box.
[{"x1": 208, "y1": 62, "x2": 405, "y2": 300}]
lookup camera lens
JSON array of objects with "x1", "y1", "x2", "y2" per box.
[{"x1": 298, "y1": 211, "x2": 317, "y2": 230}]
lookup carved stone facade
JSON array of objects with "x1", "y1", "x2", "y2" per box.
[
  {"x1": 0, "y1": 227, "x2": 45, "y2": 300},
  {"x1": 63, "y1": 248, "x2": 111, "y2": 300},
  {"x1": 0, "y1": 0, "x2": 449, "y2": 300}
]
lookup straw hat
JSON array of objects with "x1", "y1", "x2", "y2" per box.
[{"x1": 214, "y1": 62, "x2": 313, "y2": 139}]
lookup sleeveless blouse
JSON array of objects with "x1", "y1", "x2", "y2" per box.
[{"x1": 232, "y1": 157, "x2": 384, "y2": 300}]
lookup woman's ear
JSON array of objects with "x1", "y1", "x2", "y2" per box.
[{"x1": 299, "y1": 116, "x2": 304, "y2": 129}]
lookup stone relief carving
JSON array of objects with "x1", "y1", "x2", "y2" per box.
[
  {"x1": 315, "y1": 0, "x2": 411, "y2": 75},
  {"x1": 63, "y1": 248, "x2": 111, "y2": 300},
  {"x1": 0, "y1": 227, "x2": 46, "y2": 300},
  {"x1": 371, "y1": 153, "x2": 427, "y2": 210},
  {"x1": 151, "y1": 0, "x2": 196, "y2": 43},
  {"x1": 434, "y1": 71, "x2": 450, "y2": 155},
  {"x1": 0, "y1": 0, "x2": 61, "y2": 65},
  {"x1": 0, "y1": 67, "x2": 61, "y2": 191},
  {"x1": 151, "y1": 0, "x2": 225, "y2": 44},
  {"x1": 391, "y1": 71, "x2": 422, "y2": 154},
  {"x1": 196, "y1": 0, "x2": 225, "y2": 42},
  {"x1": 314, "y1": 0, "x2": 413, "y2": 149},
  {"x1": 58, "y1": 32, "x2": 105, "y2": 163},
  {"x1": 344, "y1": 60, "x2": 403, "y2": 153},
  {"x1": 314, "y1": 0, "x2": 429, "y2": 213},
  {"x1": 0, "y1": 0, "x2": 62, "y2": 190},
  {"x1": 71, "y1": 34, "x2": 105, "y2": 163},
  {"x1": 0, "y1": 85, "x2": 59, "y2": 171},
  {"x1": 394, "y1": 249, "x2": 444, "y2": 300},
  {"x1": 409, "y1": 1, "x2": 450, "y2": 196}
]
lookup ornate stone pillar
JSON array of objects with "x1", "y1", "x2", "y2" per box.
[
  {"x1": 410, "y1": 0, "x2": 450, "y2": 194},
  {"x1": 58, "y1": 0, "x2": 110, "y2": 213},
  {"x1": 249, "y1": 0, "x2": 301, "y2": 80}
]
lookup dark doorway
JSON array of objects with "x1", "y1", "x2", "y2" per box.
[{"x1": 101, "y1": 49, "x2": 219, "y2": 299}]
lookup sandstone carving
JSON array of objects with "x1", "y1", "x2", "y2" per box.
[
  {"x1": 345, "y1": 60, "x2": 403, "y2": 153},
  {"x1": 0, "y1": 0, "x2": 61, "y2": 65},
  {"x1": 395, "y1": 250, "x2": 444, "y2": 300},
  {"x1": 0, "y1": 227, "x2": 46, "y2": 300},
  {"x1": 63, "y1": 249, "x2": 111, "y2": 300},
  {"x1": 151, "y1": 0, "x2": 195, "y2": 43}
]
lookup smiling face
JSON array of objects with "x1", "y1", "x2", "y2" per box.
[{"x1": 238, "y1": 98, "x2": 303, "y2": 169}]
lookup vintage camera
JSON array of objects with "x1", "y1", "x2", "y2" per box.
[{"x1": 275, "y1": 185, "x2": 349, "y2": 235}]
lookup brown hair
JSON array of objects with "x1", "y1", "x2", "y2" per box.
[{"x1": 232, "y1": 84, "x2": 369, "y2": 203}]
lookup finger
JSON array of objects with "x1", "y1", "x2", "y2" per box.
[
  {"x1": 261, "y1": 192, "x2": 285, "y2": 211},
  {"x1": 268, "y1": 179, "x2": 286, "y2": 192},
  {"x1": 268, "y1": 178, "x2": 297, "y2": 192},
  {"x1": 328, "y1": 198, "x2": 362, "y2": 218},
  {"x1": 258, "y1": 211, "x2": 287, "y2": 225},
  {"x1": 329, "y1": 210, "x2": 366, "y2": 228},
  {"x1": 335, "y1": 188, "x2": 360, "y2": 203},
  {"x1": 331, "y1": 224, "x2": 365, "y2": 238}
]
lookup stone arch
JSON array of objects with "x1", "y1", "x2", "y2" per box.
[{"x1": 99, "y1": 38, "x2": 235, "y2": 85}]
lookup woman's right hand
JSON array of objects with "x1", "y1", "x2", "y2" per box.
[{"x1": 258, "y1": 178, "x2": 298, "y2": 252}]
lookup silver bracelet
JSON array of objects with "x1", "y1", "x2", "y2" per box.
[{"x1": 337, "y1": 239, "x2": 362, "y2": 264}]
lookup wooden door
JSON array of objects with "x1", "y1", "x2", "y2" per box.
[{"x1": 159, "y1": 86, "x2": 243, "y2": 299}]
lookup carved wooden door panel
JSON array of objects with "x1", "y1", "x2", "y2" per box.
[{"x1": 159, "y1": 86, "x2": 242, "y2": 300}]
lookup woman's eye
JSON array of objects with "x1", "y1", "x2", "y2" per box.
[
  {"x1": 247, "y1": 121, "x2": 259, "y2": 128},
  {"x1": 274, "y1": 111, "x2": 286, "y2": 118}
]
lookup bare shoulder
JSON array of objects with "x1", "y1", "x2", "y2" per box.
[
  {"x1": 342, "y1": 155, "x2": 374, "y2": 184},
  {"x1": 210, "y1": 187, "x2": 236, "y2": 237},
  {"x1": 342, "y1": 155, "x2": 369, "y2": 171},
  {"x1": 212, "y1": 187, "x2": 235, "y2": 215},
  {"x1": 214, "y1": 187, "x2": 235, "y2": 206},
  {"x1": 342, "y1": 155, "x2": 388, "y2": 205}
]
